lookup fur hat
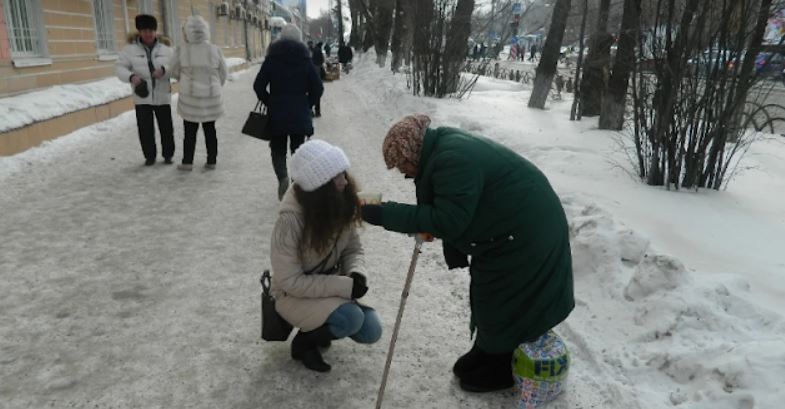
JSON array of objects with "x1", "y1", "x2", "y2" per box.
[
  {"x1": 290, "y1": 140, "x2": 350, "y2": 192},
  {"x1": 135, "y1": 14, "x2": 157, "y2": 31},
  {"x1": 280, "y1": 23, "x2": 302, "y2": 42}
]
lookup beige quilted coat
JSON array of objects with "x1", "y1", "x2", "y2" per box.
[{"x1": 270, "y1": 188, "x2": 366, "y2": 331}]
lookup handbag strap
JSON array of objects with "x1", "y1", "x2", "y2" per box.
[
  {"x1": 253, "y1": 100, "x2": 265, "y2": 113},
  {"x1": 303, "y1": 240, "x2": 338, "y2": 275}
]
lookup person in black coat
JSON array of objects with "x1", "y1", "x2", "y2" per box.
[
  {"x1": 311, "y1": 42, "x2": 326, "y2": 117},
  {"x1": 253, "y1": 24, "x2": 324, "y2": 200},
  {"x1": 338, "y1": 44, "x2": 353, "y2": 66}
]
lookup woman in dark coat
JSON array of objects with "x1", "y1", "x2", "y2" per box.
[
  {"x1": 253, "y1": 24, "x2": 324, "y2": 200},
  {"x1": 360, "y1": 114, "x2": 574, "y2": 393},
  {"x1": 311, "y1": 42, "x2": 326, "y2": 117}
]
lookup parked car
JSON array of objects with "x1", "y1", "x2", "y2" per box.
[
  {"x1": 687, "y1": 49, "x2": 744, "y2": 77},
  {"x1": 754, "y1": 52, "x2": 785, "y2": 79}
]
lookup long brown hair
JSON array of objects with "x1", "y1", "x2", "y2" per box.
[{"x1": 294, "y1": 172, "x2": 362, "y2": 255}]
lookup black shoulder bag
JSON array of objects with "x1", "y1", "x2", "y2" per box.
[
  {"x1": 242, "y1": 101, "x2": 271, "y2": 141},
  {"x1": 260, "y1": 270, "x2": 294, "y2": 341}
]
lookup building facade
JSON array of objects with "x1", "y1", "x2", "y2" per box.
[{"x1": 0, "y1": 0, "x2": 272, "y2": 155}]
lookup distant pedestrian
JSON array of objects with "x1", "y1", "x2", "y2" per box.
[
  {"x1": 311, "y1": 42, "x2": 326, "y2": 117},
  {"x1": 324, "y1": 42, "x2": 332, "y2": 57},
  {"x1": 338, "y1": 43, "x2": 354, "y2": 73},
  {"x1": 554, "y1": 74, "x2": 564, "y2": 99},
  {"x1": 116, "y1": 14, "x2": 174, "y2": 166},
  {"x1": 529, "y1": 44, "x2": 537, "y2": 62},
  {"x1": 253, "y1": 24, "x2": 324, "y2": 200},
  {"x1": 168, "y1": 15, "x2": 227, "y2": 171}
]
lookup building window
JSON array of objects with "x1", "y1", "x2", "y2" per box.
[
  {"x1": 166, "y1": 0, "x2": 179, "y2": 46},
  {"x1": 92, "y1": 0, "x2": 115, "y2": 53},
  {"x1": 138, "y1": 0, "x2": 152, "y2": 14},
  {"x1": 3, "y1": 0, "x2": 45, "y2": 58}
]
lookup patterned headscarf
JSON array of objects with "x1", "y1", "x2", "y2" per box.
[{"x1": 382, "y1": 114, "x2": 432, "y2": 169}]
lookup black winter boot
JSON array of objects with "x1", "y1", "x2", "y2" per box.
[
  {"x1": 271, "y1": 154, "x2": 289, "y2": 200},
  {"x1": 291, "y1": 325, "x2": 335, "y2": 372},
  {"x1": 452, "y1": 345, "x2": 486, "y2": 378},
  {"x1": 458, "y1": 350, "x2": 514, "y2": 393}
]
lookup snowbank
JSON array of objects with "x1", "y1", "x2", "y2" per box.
[
  {"x1": 0, "y1": 77, "x2": 132, "y2": 133},
  {"x1": 0, "y1": 58, "x2": 250, "y2": 133},
  {"x1": 225, "y1": 57, "x2": 247, "y2": 69},
  {"x1": 343, "y1": 54, "x2": 785, "y2": 409}
]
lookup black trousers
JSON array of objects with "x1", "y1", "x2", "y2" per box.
[
  {"x1": 269, "y1": 134, "x2": 306, "y2": 180},
  {"x1": 134, "y1": 104, "x2": 174, "y2": 160},
  {"x1": 182, "y1": 120, "x2": 217, "y2": 165}
]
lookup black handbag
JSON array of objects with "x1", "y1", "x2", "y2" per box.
[
  {"x1": 260, "y1": 270, "x2": 293, "y2": 341},
  {"x1": 242, "y1": 101, "x2": 271, "y2": 141}
]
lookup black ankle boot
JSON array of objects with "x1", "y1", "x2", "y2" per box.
[
  {"x1": 291, "y1": 325, "x2": 334, "y2": 373},
  {"x1": 453, "y1": 345, "x2": 485, "y2": 378},
  {"x1": 308, "y1": 324, "x2": 335, "y2": 349},
  {"x1": 458, "y1": 350, "x2": 514, "y2": 393}
]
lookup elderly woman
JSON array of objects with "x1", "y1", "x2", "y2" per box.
[
  {"x1": 168, "y1": 15, "x2": 227, "y2": 171},
  {"x1": 270, "y1": 139, "x2": 382, "y2": 373},
  {"x1": 360, "y1": 115, "x2": 574, "y2": 393}
]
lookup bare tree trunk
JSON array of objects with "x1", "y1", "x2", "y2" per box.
[
  {"x1": 374, "y1": 0, "x2": 395, "y2": 66},
  {"x1": 390, "y1": 0, "x2": 406, "y2": 71},
  {"x1": 598, "y1": 0, "x2": 641, "y2": 130},
  {"x1": 705, "y1": 0, "x2": 772, "y2": 189},
  {"x1": 528, "y1": 0, "x2": 572, "y2": 109},
  {"x1": 348, "y1": 0, "x2": 361, "y2": 48},
  {"x1": 440, "y1": 0, "x2": 475, "y2": 95},
  {"x1": 411, "y1": 0, "x2": 435, "y2": 96},
  {"x1": 579, "y1": 0, "x2": 611, "y2": 116},
  {"x1": 570, "y1": 0, "x2": 589, "y2": 121},
  {"x1": 648, "y1": 0, "x2": 699, "y2": 186},
  {"x1": 337, "y1": 0, "x2": 345, "y2": 46}
]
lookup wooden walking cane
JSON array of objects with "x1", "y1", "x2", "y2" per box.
[{"x1": 374, "y1": 235, "x2": 424, "y2": 409}]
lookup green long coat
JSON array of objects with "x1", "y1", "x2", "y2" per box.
[{"x1": 381, "y1": 127, "x2": 574, "y2": 353}]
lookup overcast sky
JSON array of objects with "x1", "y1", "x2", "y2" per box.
[{"x1": 307, "y1": 0, "x2": 330, "y2": 18}]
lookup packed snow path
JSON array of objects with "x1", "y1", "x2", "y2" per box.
[{"x1": 2, "y1": 57, "x2": 785, "y2": 409}]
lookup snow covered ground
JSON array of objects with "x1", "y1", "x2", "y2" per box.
[{"x1": 1, "y1": 53, "x2": 784, "y2": 409}]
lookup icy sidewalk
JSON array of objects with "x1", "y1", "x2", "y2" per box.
[{"x1": 2, "y1": 56, "x2": 785, "y2": 409}]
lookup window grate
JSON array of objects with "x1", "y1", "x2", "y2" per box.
[
  {"x1": 93, "y1": 0, "x2": 115, "y2": 52},
  {"x1": 4, "y1": 0, "x2": 42, "y2": 57}
]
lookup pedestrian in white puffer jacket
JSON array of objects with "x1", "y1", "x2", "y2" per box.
[
  {"x1": 167, "y1": 15, "x2": 228, "y2": 171},
  {"x1": 115, "y1": 14, "x2": 175, "y2": 166}
]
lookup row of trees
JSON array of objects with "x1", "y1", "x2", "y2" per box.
[{"x1": 338, "y1": 0, "x2": 780, "y2": 190}]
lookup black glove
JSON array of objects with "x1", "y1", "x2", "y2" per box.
[
  {"x1": 350, "y1": 272, "x2": 368, "y2": 299},
  {"x1": 360, "y1": 204, "x2": 383, "y2": 226},
  {"x1": 443, "y1": 242, "x2": 469, "y2": 269},
  {"x1": 134, "y1": 81, "x2": 149, "y2": 98}
]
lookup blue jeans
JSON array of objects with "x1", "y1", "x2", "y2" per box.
[{"x1": 326, "y1": 303, "x2": 382, "y2": 344}]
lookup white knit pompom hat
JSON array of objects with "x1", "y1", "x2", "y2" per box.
[{"x1": 290, "y1": 139, "x2": 350, "y2": 192}]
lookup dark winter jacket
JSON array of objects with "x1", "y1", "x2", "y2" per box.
[
  {"x1": 253, "y1": 39, "x2": 323, "y2": 136},
  {"x1": 338, "y1": 45, "x2": 353, "y2": 65},
  {"x1": 380, "y1": 127, "x2": 575, "y2": 353},
  {"x1": 311, "y1": 45, "x2": 325, "y2": 66}
]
